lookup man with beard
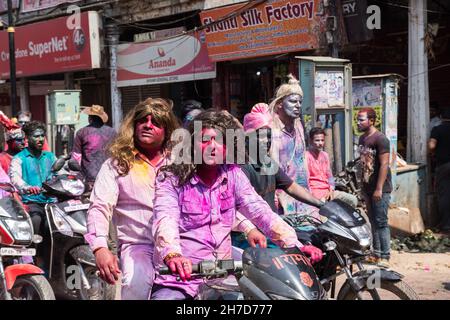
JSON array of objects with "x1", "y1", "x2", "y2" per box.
[
  {"x1": 9, "y1": 121, "x2": 57, "y2": 263},
  {"x1": 357, "y1": 108, "x2": 392, "y2": 268}
]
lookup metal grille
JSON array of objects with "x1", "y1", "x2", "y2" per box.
[{"x1": 120, "y1": 85, "x2": 161, "y2": 116}]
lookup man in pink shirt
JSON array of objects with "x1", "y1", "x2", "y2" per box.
[
  {"x1": 85, "y1": 98, "x2": 180, "y2": 300},
  {"x1": 151, "y1": 110, "x2": 323, "y2": 300},
  {"x1": 306, "y1": 127, "x2": 357, "y2": 208}
]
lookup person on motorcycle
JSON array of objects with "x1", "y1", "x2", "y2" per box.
[
  {"x1": 269, "y1": 74, "x2": 317, "y2": 217},
  {"x1": 305, "y1": 127, "x2": 358, "y2": 208},
  {"x1": 84, "y1": 98, "x2": 179, "y2": 300},
  {"x1": 9, "y1": 121, "x2": 57, "y2": 264},
  {"x1": 241, "y1": 103, "x2": 324, "y2": 212},
  {"x1": 151, "y1": 110, "x2": 323, "y2": 300},
  {"x1": 0, "y1": 128, "x2": 26, "y2": 174},
  {"x1": 85, "y1": 99, "x2": 266, "y2": 300}
]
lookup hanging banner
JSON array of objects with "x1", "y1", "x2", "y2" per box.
[
  {"x1": 199, "y1": 0, "x2": 323, "y2": 62},
  {"x1": 117, "y1": 31, "x2": 216, "y2": 87},
  {"x1": 21, "y1": 0, "x2": 81, "y2": 13},
  {"x1": 0, "y1": 11, "x2": 101, "y2": 79}
]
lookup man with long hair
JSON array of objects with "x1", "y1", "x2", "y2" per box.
[
  {"x1": 84, "y1": 98, "x2": 180, "y2": 300},
  {"x1": 151, "y1": 110, "x2": 323, "y2": 300}
]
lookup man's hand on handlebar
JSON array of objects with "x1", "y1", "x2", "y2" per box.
[
  {"x1": 25, "y1": 186, "x2": 42, "y2": 195},
  {"x1": 246, "y1": 228, "x2": 267, "y2": 248},
  {"x1": 165, "y1": 255, "x2": 192, "y2": 282},
  {"x1": 300, "y1": 245, "x2": 324, "y2": 264}
]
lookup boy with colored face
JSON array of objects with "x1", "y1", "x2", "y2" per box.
[
  {"x1": 357, "y1": 108, "x2": 392, "y2": 268},
  {"x1": 305, "y1": 128, "x2": 358, "y2": 208}
]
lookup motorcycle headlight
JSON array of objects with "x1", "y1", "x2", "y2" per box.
[
  {"x1": 2, "y1": 218, "x2": 33, "y2": 242},
  {"x1": 351, "y1": 224, "x2": 372, "y2": 248},
  {"x1": 61, "y1": 179, "x2": 85, "y2": 196},
  {"x1": 51, "y1": 206, "x2": 74, "y2": 236}
]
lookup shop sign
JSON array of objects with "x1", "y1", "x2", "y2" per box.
[
  {"x1": 21, "y1": 0, "x2": 82, "y2": 13},
  {"x1": 199, "y1": 0, "x2": 323, "y2": 62},
  {"x1": 0, "y1": 11, "x2": 101, "y2": 79},
  {"x1": 117, "y1": 31, "x2": 216, "y2": 87}
]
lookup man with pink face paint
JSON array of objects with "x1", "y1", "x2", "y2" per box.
[
  {"x1": 151, "y1": 110, "x2": 323, "y2": 300},
  {"x1": 85, "y1": 98, "x2": 180, "y2": 300}
]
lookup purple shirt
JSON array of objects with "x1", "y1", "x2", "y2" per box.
[
  {"x1": 72, "y1": 124, "x2": 116, "y2": 182},
  {"x1": 152, "y1": 164, "x2": 301, "y2": 297}
]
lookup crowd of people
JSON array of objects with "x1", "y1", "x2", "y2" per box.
[{"x1": 3, "y1": 73, "x2": 441, "y2": 300}]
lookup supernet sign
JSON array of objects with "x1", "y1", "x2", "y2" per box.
[
  {"x1": 199, "y1": 0, "x2": 323, "y2": 62},
  {"x1": 0, "y1": 11, "x2": 101, "y2": 79}
]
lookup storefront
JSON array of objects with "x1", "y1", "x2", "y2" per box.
[
  {"x1": 199, "y1": 0, "x2": 327, "y2": 121},
  {"x1": 0, "y1": 10, "x2": 103, "y2": 119},
  {"x1": 116, "y1": 27, "x2": 216, "y2": 117}
]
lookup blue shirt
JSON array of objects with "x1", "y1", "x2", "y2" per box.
[{"x1": 9, "y1": 148, "x2": 57, "y2": 203}]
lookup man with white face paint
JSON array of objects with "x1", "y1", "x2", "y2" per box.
[{"x1": 269, "y1": 74, "x2": 319, "y2": 218}]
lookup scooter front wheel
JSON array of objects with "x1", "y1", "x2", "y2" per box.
[{"x1": 11, "y1": 275, "x2": 55, "y2": 300}]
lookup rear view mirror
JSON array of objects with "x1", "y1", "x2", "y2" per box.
[
  {"x1": 52, "y1": 157, "x2": 66, "y2": 172},
  {"x1": 68, "y1": 159, "x2": 81, "y2": 172}
]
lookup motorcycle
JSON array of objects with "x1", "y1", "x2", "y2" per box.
[
  {"x1": 283, "y1": 199, "x2": 419, "y2": 300},
  {"x1": 334, "y1": 158, "x2": 364, "y2": 206},
  {"x1": 38, "y1": 156, "x2": 116, "y2": 300},
  {"x1": 160, "y1": 246, "x2": 328, "y2": 300},
  {"x1": 0, "y1": 182, "x2": 55, "y2": 300}
]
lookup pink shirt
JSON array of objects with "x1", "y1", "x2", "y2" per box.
[
  {"x1": 85, "y1": 152, "x2": 167, "y2": 251},
  {"x1": 305, "y1": 150, "x2": 335, "y2": 200},
  {"x1": 152, "y1": 165, "x2": 301, "y2": 297}
]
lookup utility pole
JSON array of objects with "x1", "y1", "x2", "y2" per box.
[
  {"x1": 407, "y1": 0, "x2": 429, "y2": 164},
  {"x1": 7, "y1": 0, "x2": 17, "y2": 117},
  {"x1": 106, "y1": 23, "x2": 122, "y2": 130}
]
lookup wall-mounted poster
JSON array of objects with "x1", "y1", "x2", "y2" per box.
[
  {"x1": 315, "y1": 71, "x2": 344, "y2": 108},
  {"x1": 352, "y1": 78, "x2": 383, "y2": 137}
]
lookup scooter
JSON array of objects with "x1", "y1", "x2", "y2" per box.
[
  {"x1": 0, "y1": 182, "x2": 55, "y2": 300},
  {"x1": 160, "y1": 246, "x2": 328, "y2": 300},
  {"x1": 38, "y1": 156, "x2": 115, "y2": 300},
  {"x1": 283, "y1": 199, "x2": 419, "y2": 300}
]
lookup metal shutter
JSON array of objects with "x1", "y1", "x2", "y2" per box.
[{"x1": 120, "y1": 85, "x2": 161, "y2": 117}]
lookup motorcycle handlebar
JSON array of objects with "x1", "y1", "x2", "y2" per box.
[{"x1": 159, "y1": 260, "x2": 242, "y2": 276}]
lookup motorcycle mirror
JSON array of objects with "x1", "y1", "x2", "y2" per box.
[
  {"x1": 68, "y1": 159, "x2": 81, "y2": 172},
  {"x1": 323, "y1": 241, "x2": 337, "y2": 251},
  {"x1": 32, "y1": 235, "x2": 43, "y2": 244},
  {"x1": 52, "y1": 157, "x2": 66, "y2": 172}
]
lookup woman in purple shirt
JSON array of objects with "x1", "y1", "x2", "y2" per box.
[{"x1": 151, "y1": 110, "x2": 323, "y2": 300}]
